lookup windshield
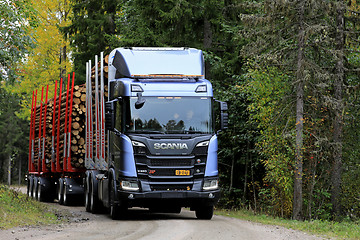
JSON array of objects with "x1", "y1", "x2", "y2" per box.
[{"x1": 125, "y1": 96, "x2": 213, "y2": 134}]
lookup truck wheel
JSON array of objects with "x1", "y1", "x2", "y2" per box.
[
  {"x1": 57, "y1": 178, "x2": 64, "y2": 205},
  {"x1": 195, "y1": 206, "x2": 214, "y2": 220},
  {"x1": 84, "y1": 174, "x2": 91, "y2": 212},
  {"x1": 110, "y1": 180, "x2": 126, "y2": 220},
  {"x1": 90, "y1": 176, "x2": 101, "y2": 213},
  {"x1": 27, "y1": 175, "x2": 33, "y2": 197}
]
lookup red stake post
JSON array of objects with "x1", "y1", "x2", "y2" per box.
[
  {"x1": 42, "y1": 85, "x2": 49, "y2": 173},
  {"x1": 37, "y1": 87, "x2": 44, "y2": 173},
  {"x1": 55, "y1": 78, "x2": 63, "y2": 172},
  {"x1": 67, "y1": 72, "x2": 76, "y2": 172},
  {"x1": 63, "y1": 75, "x2": 70, "y2": 171},
  {"x1": 51, "y1": 81, "x2": 58, "y2": 172},
  {"x1": 28, "y1": 91, "x2": 35, "y2": 173},
  {"x1": 30, "y1": 90, "x2": 38, "y2": 173}
]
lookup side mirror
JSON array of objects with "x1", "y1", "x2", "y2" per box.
[
  {"x1": 105, "y1": 101, "x2": 116, "y2": 131},
  {"x1": 220, "y1": 102, "x2": 228, "y2": 130},
  {"x1": 135, "y1": 92, "x2": 146, "y2": 109}
]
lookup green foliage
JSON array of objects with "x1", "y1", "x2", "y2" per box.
[
  {"x1": 215, "y1": 209, "x2": 360, "y2": 240},
  {"x1": 243, "y1": 66, "x2": 294, "y2": 217},
  {"x1": 63, "y1": 0, "x2": 121, "y2": 84},
  {"x1": 0, "y1": 88, "x2": 28, "y2": 183},
  {"x1": 0, "y1": 0, "x2": 35, "y2": 83},
  {"x1": 0, "y1": 185, "x2": 58, "y2": 229}
]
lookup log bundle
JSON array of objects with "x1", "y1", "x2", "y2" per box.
[{"x1": 29, "y1": 55, "x2": 109, "y2": 173}]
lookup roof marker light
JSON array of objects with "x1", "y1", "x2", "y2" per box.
[
  {"x1": 131, "y1": 84, "x2": 144, "y2": 92},
  {"x1": 195, "y1": 85, "x2": 207, "y2": 93}
]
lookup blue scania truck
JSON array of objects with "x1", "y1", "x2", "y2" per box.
[
  {"x1": 84, "y1": 47, "x2": 228, "y2": 220},
  {"x1": 28, "y1": 47, "x2": 227, "y2": 220}
]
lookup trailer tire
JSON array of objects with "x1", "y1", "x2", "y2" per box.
[
  {"x1": 57, "y1": 178, "x2": 64, "y2": 205},
  {"x1": 63, "y1": 183, "x2": 70, "y2": 206},
  {"x1": 37, "y1": 179, "x2": 45, "y2": 202},
  {"x1": 195, "y1": 205, "x2": 214, "y2": 220},
  {"x1": 27, "y1": 175, "x2": 33, "y2": 197},
  {"x1": 84, "y1": 173, "x2": 91, "y2": 212},
  {"x1": 32, "y1": 177, "x2": 38, "y2": 199}
]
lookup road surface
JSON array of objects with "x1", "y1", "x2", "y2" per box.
[{"x1": 0, "y1": 202, "x2": 325, "y2": 240}]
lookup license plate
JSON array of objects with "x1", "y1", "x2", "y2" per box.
[{"x1": 175, "y1": 170, "x2": 190, "y2": 176}]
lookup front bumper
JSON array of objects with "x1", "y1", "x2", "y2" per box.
[{"x1": 117, "y1": 189, "x2": 220, "y2": 208}]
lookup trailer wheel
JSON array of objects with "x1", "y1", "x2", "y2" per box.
[
  {"x1": 57, "y1": 178, "x2": 64, "y2": 205},
  {"x1": 32, "y1": 177, "x2": 38, "y2": 199},
  {"x1": 37, "y1": 179, "x2": 44, "y2": 202},
  {"x1": 63, "y1": 183, "x2": 70, "y2": 206},
  {"x1": 84, "y1": 174, "x2": 91, "y2": 212},
  {"x1": 27, "y1": 175, "x2": 33, "y2": 197},
  {"x1": 195, "y1": 205, "x2": 214, "y2": 220}
]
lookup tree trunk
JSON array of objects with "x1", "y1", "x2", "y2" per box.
[
  {"x1": 203, "y1": 17, "x2": 212, "y2": 79},
  {"x1": 332, "y1": 2, "x2": 344, "y2": 220},
  {"x1": 18, "y1": 156, "x2": 22, "y2": 185},
  {"x1": 293, "y1": 0, "x2": 305, "y2": 221},
  {"x1": 7, "y1": 154, "x2": 11, "y2": 186}
]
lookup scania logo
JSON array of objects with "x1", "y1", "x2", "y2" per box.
[{"x1": 154, "y1": 143, "x2": 188, "y2": 150}]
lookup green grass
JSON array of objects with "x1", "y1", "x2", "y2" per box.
[
  {"x1": 0, "y1": 185, "x2": 60, "y2": 229},
  {"x1": 215, "y1": 209, "x2": 360, "y2": 239}
]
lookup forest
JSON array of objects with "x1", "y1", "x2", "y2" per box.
[{"x1": 1, "y1": 0, "x2": 360, "y2": 222}]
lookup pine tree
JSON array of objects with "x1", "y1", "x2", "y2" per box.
[
  {"x1": 63, "y1": 0, "x2": 120, "y2": 84},
  {"x1": 240, "y1": 0, "x2": 346, "y2": 219}
]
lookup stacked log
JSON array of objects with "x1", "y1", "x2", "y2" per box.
[{"x1": 31, "y1": 55, "x2": 109, "y2": 171}]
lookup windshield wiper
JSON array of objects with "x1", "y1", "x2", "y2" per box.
[
  {"x1": 133, "y1": 130, "x2": 165, "y2": 134},
  {"x1": 165, "y1": 130, "x2": 205, "y2": 134},
  {"x1": 184, "y1": 130, "x2": 204, "y2": 134}
]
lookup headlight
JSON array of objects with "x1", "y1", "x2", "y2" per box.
[
  {"x1": 132, "y1": 141, "x2": 146, "y2": 154},
  {"x1": 120, "y1": 180, "x2": 139, "y2": 191},
  {"x1": 132, "y1": 141, "x2": 146, "y2": 147},
  {"x1": 203, "y1": 179, "x2": 218, "y2": 191},
  {"x1": 196, "y1": 141, "x2": 209, "y2": 147}
]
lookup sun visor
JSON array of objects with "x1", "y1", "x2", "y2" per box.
[{"x1": 110, "y1": 47, "x2": 205, "y2": 79}]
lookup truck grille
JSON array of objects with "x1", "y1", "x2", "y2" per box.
[
  {"x1": 150, "y1": 184, "x2": 192, "y2": 191},
  {"x1": 135, "y1": 155, "x2": 206, "y2": 186},
  {"x1": 150, "y1": 159, "x2": 193, "y2": 166}
]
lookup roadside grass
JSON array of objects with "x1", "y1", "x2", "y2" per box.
[
  {"x1": 0, "y1": 184, "x2": 60, "y2": 230},
  {"x1": 215, "y1": 209, "x2": 360, "y2": 240}
]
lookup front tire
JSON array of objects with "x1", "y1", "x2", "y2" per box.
[
  {"x1": 110, "y1": 180, "x2": 127, "y2": 220},
  {"x1": 195, "y1": 206, "x2": 214, "y2": 220}
]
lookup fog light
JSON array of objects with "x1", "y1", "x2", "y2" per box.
[
  {"x1": 120, "y1": 180, "x2": 139, "y2": 191},
  {"x1": 128, "y1": 194, "x2": 134, "y2": 199}
]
